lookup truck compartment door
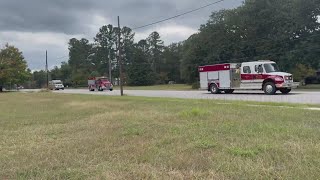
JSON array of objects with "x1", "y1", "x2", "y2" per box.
[
  {"x1": 199, "y1": 72, "x2": 208, "y2": 89},
  {"x1": 219, "y1": 70, "x2": 231, "y2": 88}
]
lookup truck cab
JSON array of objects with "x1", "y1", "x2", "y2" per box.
[{"x1": 88, "y1": 77, "x2": 113, "y2": 92}]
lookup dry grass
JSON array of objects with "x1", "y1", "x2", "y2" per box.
[{"x1": 0, "y1": 93, "x2": 320, "y2": 179}]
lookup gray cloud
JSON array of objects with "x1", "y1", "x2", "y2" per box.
[{"x1": 0, "y1": 0, "x2": 243, "y2": 70}]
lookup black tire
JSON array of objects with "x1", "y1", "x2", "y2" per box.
[
  {"x1": 98, "y1": 87, "x2": 103, "y2": 91},
  {"x1": 263, "y1": 82, "x2": 277, "y2": 95},
  {"x1": 280, "y1": 88, "x2": 291, "y2": 94},
  {"x1": 224, "y1": 89, "x2": 234, "y2": 94},
  {"x1": 210, "y1": 83, "x2": 220, "y2": 94},
  {"x1": 110, "y1": 89, "x2": 113, "y2": 91}
]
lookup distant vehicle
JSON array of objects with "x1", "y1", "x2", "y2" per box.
[
  {"x1": 199, "y1": 60, "x2": 299, "y2": 95},
  {"x1": 88, "y1": 77, "x2": 113, "y2": 91},
  {"x1": 17, "y1": 86, "x2": 24, "y2": 89},
  {"x1": 49, "y1": 80, "x2": 64, "y2": 90}
]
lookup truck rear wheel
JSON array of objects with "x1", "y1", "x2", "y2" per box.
[
  {"x1": 263, "y1": 82, "x2": 277, "y2": 95},
  {"x1": 210, "y1": 84, "x2": 220, "y2": 94},
  {"x1": 280, "y1": 88, "x2": 291, "y2": 94}
]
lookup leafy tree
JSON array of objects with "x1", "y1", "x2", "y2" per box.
[
  {"x1": 127, "y1": 44, "x2": 156, "y2": 86},
  {"x1": 292, "y1": 64, "x2": 316, "y2": 83},
  {"x1": 0, "y1": 44, "x2": 30, "y2": 91},
  {"x1": 94, "y1": 25, "x2": 135, "y2": 83},
  {"x1": 162, "y1": 43, "x2": 183, "y2": 83},
  {"x1": 68, "y1": 38, "x2": 92, "y2": 86},
  {"x1": 147, "y1": 31, "x2": 164, "y2": 74},
  {"x1": 51, "y1": 66, "x2": 61, "y2": 80},
  {"x1": 137, "y1": 39, "x2": 149, "y2": 54},
  {"x1": 121, "y1": 27, "x2": 135, "y2": 64},
  {"x1": 32, "y1": 70, "x2": 46, "y2": 88},
  {"x1": 59, "y1": 62, "x2": 72, "y2": 86},
  {"x1": 94, "y1": 25, "x2": 117, "y2": 76},
  {"x1": 120, "y1": 27, "x2": 135, "y2": 83},
  {"x1": 50, "y1": 62, "x2": 72, "y2": 86}
]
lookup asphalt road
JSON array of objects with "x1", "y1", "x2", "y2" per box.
[{"x1": 52, "y1": 89, "x2": 320, "y2": 105}]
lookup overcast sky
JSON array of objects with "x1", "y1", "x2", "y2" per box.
[{"x1": 0, "y1": 0, "x2": 243, "y2": 70}]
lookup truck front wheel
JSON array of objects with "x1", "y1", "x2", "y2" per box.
[
  {"x1": 263, "y1": 82, "x2": 277, "y2": 95},
  {"x1": 210, "y1": 84, "x2": 220, "y2": 94},
  {"x1": 280, "y1": 88, "x2": 291, "y2": 94}
]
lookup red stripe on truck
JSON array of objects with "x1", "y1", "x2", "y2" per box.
[
  {"x1": 241, "y1": 74, "x2": 284, "y2": 84},
  {"x1": 199, "y1": 64, "x2": 230, "y2": 72}
]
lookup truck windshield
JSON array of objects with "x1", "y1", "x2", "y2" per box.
[{"x1": 264, "y1": 63, "x2": 280, "y2": 73}]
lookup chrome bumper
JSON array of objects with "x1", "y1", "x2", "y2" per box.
[{"x1": 276, "y1": 82, "x2": 300, "y2": 89}]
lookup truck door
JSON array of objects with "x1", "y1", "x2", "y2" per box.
[
  {"x1": 241, "y1": 65, "x2": 253, "y2": 87},
  {"x1": 252, "y1": 64, "x2": 264, "y2": 88}
]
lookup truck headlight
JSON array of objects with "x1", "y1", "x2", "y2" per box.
[
  {"x1": 284, "y1": 76, "x2": 292, "y2": 80},
  {"x1": 275, "y1": 77, "x2": 284, "y2": 82}
]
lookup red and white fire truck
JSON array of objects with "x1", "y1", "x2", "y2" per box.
[
  {"x1": 88, "y1": 77, "x2": 113, "y2": 92},
  {"x1": 199, "y1": 60, "x2": 299, "y2": 95}
]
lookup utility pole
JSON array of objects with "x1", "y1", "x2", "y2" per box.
[
  {"x1": 108, "y1": 48, "x2": 112, "y2": 83},
  {"x1": 118, "y1": 16, "x2": 124, "y2": 96},
  {"x1": 46, "y1": 50, "x2": 49, "y2": 89}
]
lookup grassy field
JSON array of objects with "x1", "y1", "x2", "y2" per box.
[
  {"x1": 114, "y1": 84, "x2": 194, "y2": 91},
  {"x1": 0, "y1": 93, "x2": 320, "y2": 179}
]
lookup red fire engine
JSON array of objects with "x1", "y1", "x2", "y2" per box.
[
  {"x1": 199, "y1": 60, "x2": 299, "y2": 95},
  {"x1": 88, "y1": 77, "x2": 113, "y2": 92}
]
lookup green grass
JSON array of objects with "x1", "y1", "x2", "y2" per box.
[
  {"x1": 114, "y1": 84, "x2": 194, "y2": 91},
  {"x1": 0, "y1": 93, "x2": 320, "y2": 179}
]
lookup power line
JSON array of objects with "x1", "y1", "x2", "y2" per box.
[{"x1": 132, "y1": 0, "x2": 226, "y2": 30}]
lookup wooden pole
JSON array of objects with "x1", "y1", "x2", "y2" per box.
[{"x1": 118, "y1": 16, "x2": 124, "y2": 96}]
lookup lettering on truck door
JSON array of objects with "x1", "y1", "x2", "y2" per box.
[{"x1": 252, "y1": 64, "x2": 264, "y2": 89}]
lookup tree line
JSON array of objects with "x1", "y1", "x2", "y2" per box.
[
  {"x1": 42, "y1": 0, "x2": 319, "y2": 88},
  {"x1": 2, "y1": 0, "x2": 320, "y2": 90}
]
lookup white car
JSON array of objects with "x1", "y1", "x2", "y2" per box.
[{"x1": 49, "y1": 80, "x2": 65, "y2": 90}]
